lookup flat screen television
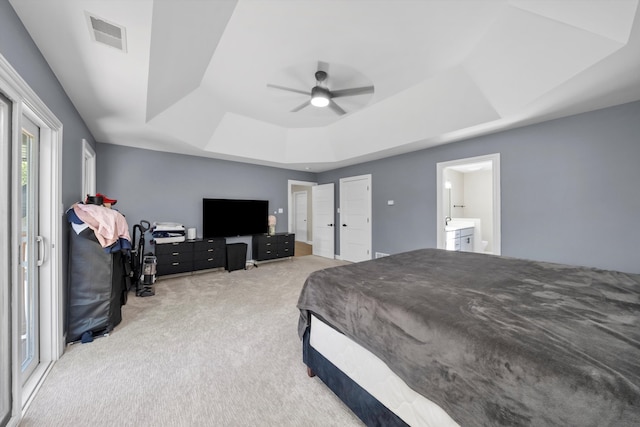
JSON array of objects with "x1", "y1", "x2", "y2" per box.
[{"x1": 202, "y1": 198, "x2": 269, "y2": 238}]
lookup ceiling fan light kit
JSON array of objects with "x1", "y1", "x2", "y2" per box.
[
  {"x1": 310, "y1": 86, "x2": 330, "y2": 107},
  {"x1": 267, "y1": 61, "x2": 374, "y2": 115}
]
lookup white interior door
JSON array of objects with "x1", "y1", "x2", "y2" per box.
[
  {"x1": 340, "y1": 175, "x2": 372, "y2": 263},
  {"x1": 294, "y1": 191, "x2": 308, "y2": 242},
  {"x1": 312, "y1": 183, "x2": 335, "y2": 258}
]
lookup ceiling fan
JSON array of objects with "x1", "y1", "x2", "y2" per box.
[{"x1": 267, "y1": 62, "x2": 374, "y2": 115}]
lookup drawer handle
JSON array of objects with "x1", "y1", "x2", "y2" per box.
[
  {"x1": 172, "y1": 262, "x2": 179, "y2": 266},
  {"x1": 207, "y1": 258, "x2": 213, "y2": 261},
  {"x1": 172, "y1": 252, "x2": 179, "y2": 256},
  {"x1": 208, "y1": 249, "x2": 214, "y2": 252}
]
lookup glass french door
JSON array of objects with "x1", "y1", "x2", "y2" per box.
[
  {"x1": 2, "y1": 57, "x2": 63, "y2": 426},
  {"x1": 19, "y1": 116, "x2": 41, "y2": 386}
]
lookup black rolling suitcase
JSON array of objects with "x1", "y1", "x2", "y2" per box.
[{"x1": 66, "y1": 227, "x2": 126, "y2": 343}]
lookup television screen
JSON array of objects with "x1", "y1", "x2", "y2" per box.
[{"x1": 203, "y1": 198, "x2": 269, "y2": 238}]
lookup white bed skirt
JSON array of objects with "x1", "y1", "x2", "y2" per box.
[{"x1": 310, "y1": 314, "x2": 459, "y2": 427}]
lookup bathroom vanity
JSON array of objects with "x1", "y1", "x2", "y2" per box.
[{"x1": 445, "y1": 221, "x2": 475, "y2": 252}]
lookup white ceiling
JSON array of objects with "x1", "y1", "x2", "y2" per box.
[{"x1": 9, "y1": 0, "x2": 640, "y2": 172}]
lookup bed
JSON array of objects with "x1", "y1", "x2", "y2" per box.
[{"x1": 297, "y1": 249, "x2": 640, "y2": 426}]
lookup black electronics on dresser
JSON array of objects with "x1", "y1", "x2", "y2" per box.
[{"x1": 202, "y1": 198, "x2": 268, "y2": 238}]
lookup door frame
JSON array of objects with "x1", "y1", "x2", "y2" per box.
[
  {"x1": 81, "y1": 138, "x2": 96, "y2": 200},
  {"x1": 0, "y1": 81, "x2": 12, "y2": 427},
  {"x1": 1, "y1": 53, "x2": 63, "y2": 422},
  {"x1": 287, "y1": 179, "x2": 316, "y2": 234},
  {"x1": 436, "y1": 153, "x2": 501, "y2": 255}
]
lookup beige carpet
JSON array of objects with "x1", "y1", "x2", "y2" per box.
[{"x1": 21, "y1": 256, "x2": 360, "y2": 426}]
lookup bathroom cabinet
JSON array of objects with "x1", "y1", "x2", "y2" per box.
[{"x1": 446, "y1": 227, "x2": 474, "y2": 252}]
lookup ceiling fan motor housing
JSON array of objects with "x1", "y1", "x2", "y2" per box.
[{"x1": 315, "y1": 70, "x2": 328, "y2": 82}]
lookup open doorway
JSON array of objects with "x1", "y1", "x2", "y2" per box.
[
  {"x1": 436, "y1": 154, "x2": 501, "y2": 255},
  {"x1": 288, "y1": 180, "x2": 315, "y2": 256}
]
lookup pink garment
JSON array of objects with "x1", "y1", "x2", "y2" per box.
[{"x1": 73, "y1": 203, "x2": 131, "y2": 248}]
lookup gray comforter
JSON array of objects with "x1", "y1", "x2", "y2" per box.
[{"x1": 297, "y1": 249, "x2": 640, "y2": 426}]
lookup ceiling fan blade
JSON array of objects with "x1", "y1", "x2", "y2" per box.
[
  {"x1": 291, "y1": 100, "x2": 311, "y2": 112},
  {"x1": 331, "y1": 86, "x2": 374, "y2": 98},
  {"x1": 267, "y1": 84, "x2": 309, "y2": 96},
  {"x1": 328, "y1": 100, "x2": 346, "y2": 115}
]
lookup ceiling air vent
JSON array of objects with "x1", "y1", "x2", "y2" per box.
[{"x1": 86, "y1": 12, "x2": 127, "y2": 52}]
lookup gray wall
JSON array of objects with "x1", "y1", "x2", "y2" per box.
[
  {"x1": 96, "y1": 144, "x2": 315, "y2": 241},
  {"x1": 318, "y1": 101, "x2": 640, "y2": 274},
  {"x1": 1, "y1": 1, "x2": 97, "y2": 291},
  {"x1": 4, "y1": 0, "x2": 638, "y2": 275},
  {"x1": 0, "y1": 1, "x2": 96, "y2": 207}
]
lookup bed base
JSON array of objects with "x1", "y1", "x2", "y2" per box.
[{"x1": 303, "y1": 327, "x2": 408, "y2": 427}]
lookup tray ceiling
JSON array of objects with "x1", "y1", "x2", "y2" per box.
[{"x1": 9, "y1": 0, "x2": 640, "y2": 171}]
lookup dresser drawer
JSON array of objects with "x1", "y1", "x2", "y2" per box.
[
  {"x1": 157, "y1": 260, "x2": 192, "y2": 275},
  {"x1": 278, "y1": 240, "x2": 296, "y2": 250},
  {"x1": 193, "y1": 246, "x2": 225, "y2": 261},
  {"x1": 156, "y1": 251, "x2": 192, "y2": 264},
  {"x1": 256, "y1": 240, "x2": 277, "y2": 252},
  {"x1": 193, "y1": 257, "x2": 225, "y2": 271},
  {"x1": 277, "y1": 245, "x2": 293, "y2": 257},
  {"x1": 256, "y1": 247, "x2": 278, "y2": 260},
  {"x1": 255, "y1": 234, "x2": 277, "y2": 246},
  {"x1": 193, "y1": 238, "x2": 225, "y2": 252},
  {"x1": 155, "y1": 241, "x2": 193, "y2": 255},
  {"x1": 278, "y1": 234, "x2": 294, "y2": 245}
]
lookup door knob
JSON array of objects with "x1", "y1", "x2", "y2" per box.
[
  {"x1": 342, "y1": 224, "x2": 347, "y2": 227},
  {"x1": 327, "y1": 223, "x2": 334, "y2": 227}
]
